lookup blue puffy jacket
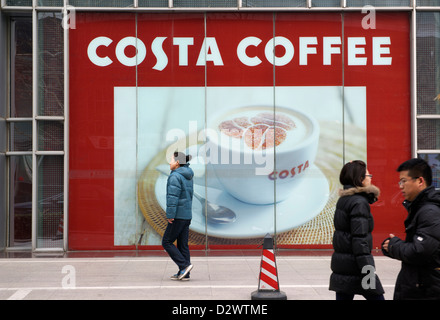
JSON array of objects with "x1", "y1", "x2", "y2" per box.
[{"x1": 166, "y1": 164, "x2": 194, "y2": 220}]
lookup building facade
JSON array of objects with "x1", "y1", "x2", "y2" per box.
[{"x1": 1, "y1": 0, "x2": 440, "y2": 253}]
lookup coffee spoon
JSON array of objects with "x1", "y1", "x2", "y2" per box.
[{"x1": 155, "y1": 167, "x2": 237, "y2": 224}]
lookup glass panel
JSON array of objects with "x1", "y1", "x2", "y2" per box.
[
  {"x1": 418, "y1": 119, "x2": 440, "y2": 149},
  {"x1": 174, "y1": 0, "x2": 237, "y2": 6},
  {"x1": 37, "y1": 155, "x2": 64, "y2": 248},
  {"x1": 274, "y1": 13, "x2": 344, "y2": 246},
  {"x1": 243, "y1": 0, "x2": 306, "y2": 6},
  {"x1": 138, "y1": 0, "x2": 168, "y2": 6},
  {"x1": 68, "y1": 0, "x2": 134, "y2": 6},
  {"x1": 0, "y1": 154, "x2": 5, "y2": 250},
  {"x1": 37, "y1": 120, "x2": 64, "y2": 151},
  {"x1": 417, "y1": 12, "x2": 440, "y2": 115},
  {"x1": 38, "y1": 0, "x2": 64, "y2": 5},
  {"x1": 38, "y1": 12, "x2": 64, "y2": 117},
  {"x1": 0, "y1": 120, "x2": 4, "y2": 152},
  {"x1": 344, "y1": 12, "x2": 412, "y2": 245},
  {"x1": 417, "y1": 0, "x2": 440, "y2": 6},
  {"x1": 132, "y1": 14, "x2": 206, "y2": 247},
  {"x1": 419, "y1": 154, "x2": 440, "y2": 188},
  {"x1": 69, "y1": 13, "x2": 137, "y2": 249},
  {"x1": 205, "y1": 13, "x2": 275, "y2": 246},
  {"x1": 11, "y1": 18, "x2": 33, "y2": 118},
  {"x1": 312, "y1": 0, "x2": 341, "y2": 6},
  {"x1": 6, "y1": 0, "x2": 32, "y2": 6},
  {"x1": 9, "y1": 156, "x2": 32, "y2": 248},
  {"x1": 346, "y1": 0, "x2": 411, "y2": 6},
  {"x1": 9, "y1": 121, "x2": 32, "y2": 152}
]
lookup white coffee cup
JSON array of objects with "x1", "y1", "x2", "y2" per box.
[{"x1": 205, "y1": 106, "x2": 319, "y2": 205}]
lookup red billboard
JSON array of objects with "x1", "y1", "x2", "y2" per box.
[{"x1": 69, "y1": 12, "x2": 410, "y2": 250}]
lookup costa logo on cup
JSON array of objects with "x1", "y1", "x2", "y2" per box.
[{"x1": 268, "y1": 161, "x2": 310, "y2": 181}]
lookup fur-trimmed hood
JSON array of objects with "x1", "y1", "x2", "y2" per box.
[{"x1": 339, "y1": 184, "x2": 380, "y2": 203}]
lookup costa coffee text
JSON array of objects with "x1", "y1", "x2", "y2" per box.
[{"x1": 87, "y1": 36, "x2": 392, "y2": 69}]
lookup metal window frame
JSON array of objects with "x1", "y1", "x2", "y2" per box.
[
  {"x1": 0, "y1": 0, "x2": 418, "y2": 11},
  {"x1": 63, "y1": 0, "x2": 69, "y2": 253},
  {"x1": 31, "y1": 0, "x2": 66, "y2": 252},
  {"x1": 413, "y1": 7, "x2": 440, "y2": 160},
  {"x1": 5, "y1": 0, "x2": 440, "y2": 251},
  {"x1": 411, "y1": 0, "x2": 418, "y2": 157},
  {"x1": 5, "y1": 17, "x2": 32, "y2": 251},
  {"x1": 32, "y1": 0, "x2": 37, "y2": 251}
]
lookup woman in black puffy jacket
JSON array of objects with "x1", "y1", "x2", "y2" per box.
[{"x1": 329, "y1": 160, "x2": 385, "y2": 300}]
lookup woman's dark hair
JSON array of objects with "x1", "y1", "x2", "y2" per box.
[
  {"x1": 339, "y1": 160, "x2": 367, "y2": 187},
  {"x1": 173, "y1": 151, "x2": 192, "y2": 165}
]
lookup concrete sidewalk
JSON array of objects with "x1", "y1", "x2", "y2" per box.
[{"x1": 0, "y1": 252, "x2": 401, "y2": 300}]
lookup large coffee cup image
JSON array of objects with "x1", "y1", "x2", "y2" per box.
[{"x1": 205, "y1": 106, "x2": 320, "y2": 205}]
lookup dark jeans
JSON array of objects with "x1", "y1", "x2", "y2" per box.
[
  {"x1": 162, "y1": 219, "x2": 191, "y2": 271},
  {"x1": 336, "y1": 292, "x2": 385, "y2": 300}
]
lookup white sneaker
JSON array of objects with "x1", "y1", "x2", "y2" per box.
[
  {"x1": 178, "y1": 264, "x2": 193, "y2": 280},
  {"x1": 170, "y1": 272, "x2": 190, "y2": 281}
]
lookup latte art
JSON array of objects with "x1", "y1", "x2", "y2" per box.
[
  {"x1": 208, "y1": 106, "x2": 319, "y2": 204},
  {"x1": 217, "y1": 110, "x2": 307, "y2": 151}
]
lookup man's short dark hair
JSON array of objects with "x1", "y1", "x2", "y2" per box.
[{"x1": 397, "y1": 158, "x2": 432, "y2": 187}]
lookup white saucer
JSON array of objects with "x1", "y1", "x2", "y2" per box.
[{"x1": 154, "y1": 164, "x2": 329, "y2": 239}]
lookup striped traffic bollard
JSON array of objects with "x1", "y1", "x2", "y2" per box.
[{"x1": 251, "y1": 233, "x2": 287, "y2": 300}]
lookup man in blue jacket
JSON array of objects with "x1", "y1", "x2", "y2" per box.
[
  {"x1": 382, "y1": 158, "x2": 440, "y2": 300},
  {"x1": 162, "y1": 152, "x2": 194, "y2": 281}
]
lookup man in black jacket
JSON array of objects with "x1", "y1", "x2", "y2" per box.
[{"x1": 382, "y1": 158, "x2": 440, "y2": 300}]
